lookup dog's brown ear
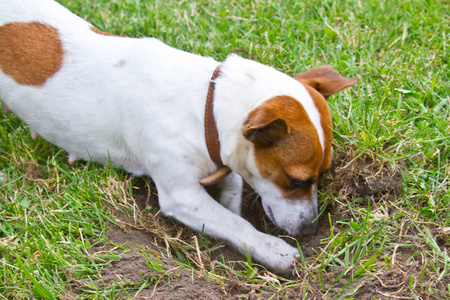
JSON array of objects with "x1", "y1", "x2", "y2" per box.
[
  {"x1": 243, "y1": 107, "x2": 289, "y2": 146},
  {"x1": 295, "y1": 65, "x2": 357, "y2": 99}
]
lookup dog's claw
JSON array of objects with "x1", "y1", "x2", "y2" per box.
[
  {"x1": 200, "y1": 166, "x2": 232, "y2": 187},
  {"x1": 68, "y1": 154, "x2": 76, "y2": 165},
  {"x1": 2, "y1": 102, "x2": 10, "y2": 115}
]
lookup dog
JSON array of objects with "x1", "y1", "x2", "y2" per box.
[{"x1": 0, "y1": 0, "x2": 357, "y2": 274}]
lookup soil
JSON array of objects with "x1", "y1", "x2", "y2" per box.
[
  {"x1": 321, "y1": 150, "x2": 403, "y2": 202},
  {"x1": 67, "y1": 151, "x2": 411, "y2": 299},
  {"x1": 91, "y1": 228, "x2": 248, "y2": 299}
]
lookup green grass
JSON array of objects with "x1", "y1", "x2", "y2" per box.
[{"x1": 1, "y1": 0, "x2": 449, "y2": 298}]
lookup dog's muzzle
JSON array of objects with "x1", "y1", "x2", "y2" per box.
[{"x1": 264, "y1": 200, "x2": 319, "y2": 237}]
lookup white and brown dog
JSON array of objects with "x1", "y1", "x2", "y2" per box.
[{"x1": 0, "y1": 0, "x2": 356, "y2": 274}]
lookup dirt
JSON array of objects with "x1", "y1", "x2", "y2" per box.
[
  {"x1": 91, "y1": 228, "x2": 249, "y2": 299},
  {"x1": 67, "y1": 151, "x2": 409, "y2": 299},
  {"x1": 322, "y1": 149, "x2": 403, "y2": 202}
]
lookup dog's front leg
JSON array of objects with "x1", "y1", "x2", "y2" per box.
[
  {"x1": 216, "y1": 172, "x2": 243, "y2": 215},
  {"x1": 157, "y1": 182, "x2": 298, "y2": 275}
]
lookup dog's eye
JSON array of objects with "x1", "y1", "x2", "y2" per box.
[{"x1": 289, "y1": 177, "x2": 314, "y2": 190}]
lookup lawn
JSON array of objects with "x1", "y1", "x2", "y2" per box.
[{"x1": 0, "y1": 0, "x2": 449, "y2": 299}]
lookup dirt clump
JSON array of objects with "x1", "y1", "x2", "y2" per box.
[{"x1": 321, "y1": 150, "x2": 403, "y2": 202}]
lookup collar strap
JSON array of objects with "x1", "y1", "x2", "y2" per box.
[
  {"x1": 200, "y1": 64, "x2": 232, "y2": 187},
  {"x1": 205, "y1": 65, "x2": 223, "y2": 165}
]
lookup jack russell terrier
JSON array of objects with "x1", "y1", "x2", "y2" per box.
[{"x1": 0, "y1": 0, "x2": 357, "y2": 274}]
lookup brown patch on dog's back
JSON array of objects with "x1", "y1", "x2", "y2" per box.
[
  {"x1": 0, "y1": 22, "x2": 63, "y2": 86},
  {"x1": 90, "y1": 26, "x2": 117, "y2": 37}
]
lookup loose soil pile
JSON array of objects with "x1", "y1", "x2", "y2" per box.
[{"x1": 322, "y1": 150, "x2": 403, "y2": 202}]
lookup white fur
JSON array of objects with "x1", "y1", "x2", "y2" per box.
[{"x1": 0, "y1": 0, "x2": 328, "y2": 274}]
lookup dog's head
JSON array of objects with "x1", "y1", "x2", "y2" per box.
[{"x1": 242, "y1": 66, "x2": 357, "y2": 236}]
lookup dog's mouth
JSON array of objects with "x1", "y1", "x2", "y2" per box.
[{"x1": 264, "y1": 204, "x2": 319, "y2": 237}]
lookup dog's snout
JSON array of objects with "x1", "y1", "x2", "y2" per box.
[
  {"x1": 299, "y1": 219, "x2": 319, "y2": 236},
  {"x1": 261, "y1": 197, "x2": 319, "y2": 237}
]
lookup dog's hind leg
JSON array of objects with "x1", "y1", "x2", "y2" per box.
[
  {"x1": 216, "y1": 172, "x2": 243, "y2": 215},
  {"x1": 68, "y1": 154, "x2": 76, "y2": 165},
  {"x1": 2, "y1": 102, "x2": 10, "y2": 115},
  {"x1": 31, "y1": 130, "x2": 38, "y2": 140}
]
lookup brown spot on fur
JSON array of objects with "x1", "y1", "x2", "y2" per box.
[
  {"x1": 243, "y1": 96, "x2": 323, "y2": 199},
  {"x1": 114, "y1": 60, "x2": 126, "y2": 68},
  {"x1": 90, "y1": 26, "x2": 117, "y2": 37},
  {"x1": 0, "y1": 22, "x2": 63, "y2": 86}
]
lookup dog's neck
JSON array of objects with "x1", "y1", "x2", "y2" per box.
[{"x1": 213, "y1": 55, "x2": 288, "y2": 180}]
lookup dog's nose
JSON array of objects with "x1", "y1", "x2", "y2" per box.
[{"x1": 300, "y1": 219, "x2": 319, "y2": 236}]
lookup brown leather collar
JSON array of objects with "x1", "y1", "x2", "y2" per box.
[
  {"x1": 205, "y1": 65, "x2": 223, "y2": 165},
  {"x1": 200, "y1": 65, "x2": 232, "y2": 187}
]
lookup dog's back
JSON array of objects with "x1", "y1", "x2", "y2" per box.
[
  {"x1": 0, "y1": 0, "x2": 217, "y2": 174},
  {"x1": 0, "y1": 0, "x2": 90, "y2": 30}
]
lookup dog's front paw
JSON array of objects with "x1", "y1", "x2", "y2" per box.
[
  {"x1": 267, "y1": 241, "x2": 299, "y2": 276},
  {"x1": 249, "y1": 234, "x2": 299, "y2": 276}
]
